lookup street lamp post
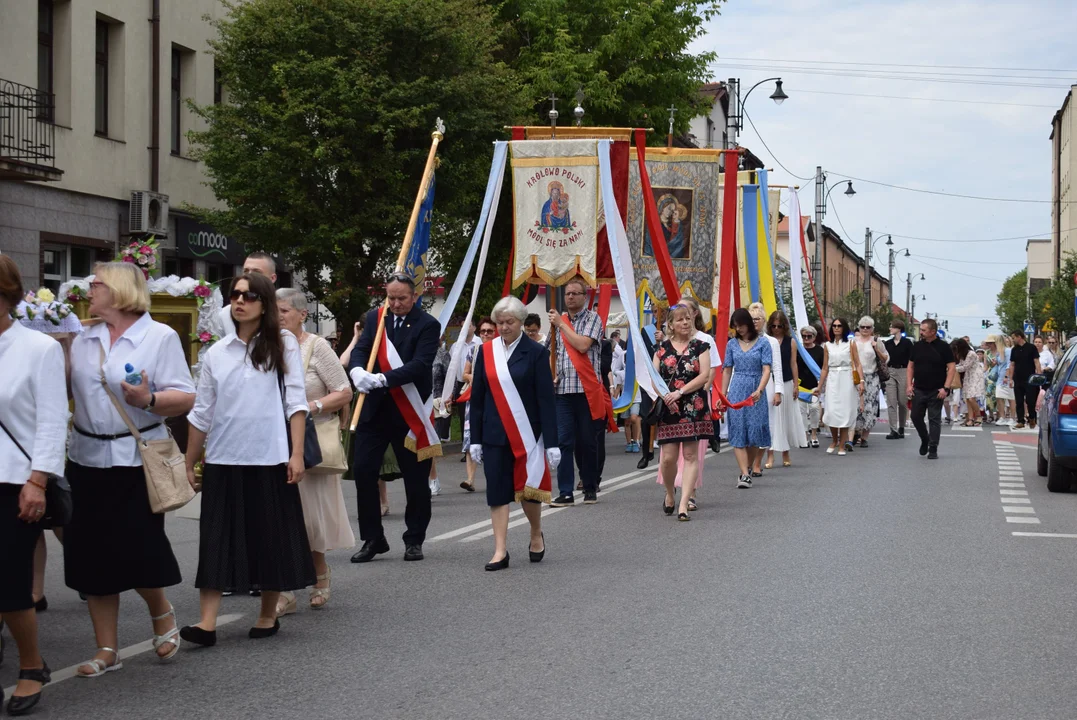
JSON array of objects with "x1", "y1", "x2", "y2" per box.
[
  {"x1": 911, "y1": 294, "x2": 926, "y2": 328},
  {"x1": 863, "y1": 231, "x2": 893, "y2": 316},
  {"x1": 813, "y1": 174, "x2": 856, "y2": 318},
  {"x1": 906, "y1": 273, "x2": 925, "y2": 321},
  {"x1": 725, "y1": 77, "x2": 787, "y2": 151},
  {"x1": 886, "y1": 238, "x2": 910, "y2": 309}
]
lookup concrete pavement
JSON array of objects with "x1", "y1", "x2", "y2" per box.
[{"x1": 5, "y1": 419, "x2": 1077, "y2": 719}]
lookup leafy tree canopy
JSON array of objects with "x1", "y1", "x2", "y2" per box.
[{"x1": 995, "y1": 268, "x2": 1031, "y2": 335}]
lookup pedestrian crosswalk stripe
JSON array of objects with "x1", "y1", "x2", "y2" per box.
[
  {"x1": 1006, "y1": 516, "x2": 1041, "y2": 524},
  {"x1": 1003, "y1": 506, "x2": 1036, "y2": 514}
]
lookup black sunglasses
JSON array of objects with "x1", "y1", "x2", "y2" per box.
[
  {"x1": 230, "y1": 289, "x2": 261, "y2": 303},
  {"x1": 859, "y1": 325, "x2": 873, "y2": 330}
]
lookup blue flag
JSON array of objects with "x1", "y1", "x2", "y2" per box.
[{"x1": 405, "y1": 176, "x2": 435, "y2": 292}]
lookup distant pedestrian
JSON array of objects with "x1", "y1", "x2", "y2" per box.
[
  {"x1": 994, "y1": 334, "x2": 1016, "y2": 425},
  {"x1": 853, "y1": 316, "x2": 888, "y2": 448},
  {"x1": 907, "y1": 318, "x2": 956, "y2": 459},
  {"x1": 796, "y1": 325, "x2": 824, "y2": 447},
  {"x1": 1007, "y1": 330, "x2": 1041, "y2": 429},
  {"x1": 952, "y1": 337, "x2": 985, "y2": 426},
  {"x1": 816, "y1": 318, "x2": 864, "y2": 456},
  {"x1": 883, "y1": 320, "x2": 912, "y2": 439},
  {"x1": 524, "y1": 313, "x2": 544, "y2": 344}
]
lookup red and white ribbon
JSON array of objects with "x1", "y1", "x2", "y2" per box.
[{"x1": 376, "y1": 309, "x2": 442, "y2": 461}]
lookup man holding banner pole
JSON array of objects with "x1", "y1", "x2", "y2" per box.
[{"x1": 547, "y1": 276, "x2": 606, "y2": 507}]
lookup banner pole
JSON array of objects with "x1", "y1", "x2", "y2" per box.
[{"x1": 350, "y1": 120, "x2": 446, "y2": 431}]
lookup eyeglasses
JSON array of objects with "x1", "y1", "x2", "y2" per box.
[
  {"x1": 478, "y1": 328, "x2": 496, "y2": 335},
  {"x1": 831, "y1": 323, "x2": 843, "y2": 329},
  {"x1": 88, "y1": 281, "x2": 107, "y2": 291},
  {"x1": 769, "y1": 324, "x2": 780, "y2": 330},
  {"x1": 229, "y1": 289, "x2": 261, "y2": 303},
  {"x1": 564, "y1": 291, "x2": 586, "y2": 297},
  {"x1": 859, "y1": 325, "x2": 873, "y2": 330}
]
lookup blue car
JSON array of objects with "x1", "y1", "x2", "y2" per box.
[{"x1": 1036, "y1": 340, "x2": 1077, "y2": 492}]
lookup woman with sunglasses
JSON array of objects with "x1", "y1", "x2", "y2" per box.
[
  {"x1": 460, "y1": 317, "x2": 497, "y2": 492},
  {"x1": 853, "y1": 316, "x2": 888, "y2": 448},
  {"x1": 814, "y1": 317, "x2": 864, "y2": 455},
  {"x1": 721, "y1": 308, "x2": 772, "y2": 488},
  {"x1": 65, "y1": 262, "x2": 196, "y2": 677},
  {"x1": 764, "y1": 310, "x2": 805, "y2": 468},
  {"x1": 181, "y1": 273, "x2": 315, "y2": 646}
]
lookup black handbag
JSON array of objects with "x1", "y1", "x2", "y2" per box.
[
  {"x1": 0, "y1": 416, "x2": 73, "y2": 528},
  {"x1": 277, "y1": 367, "x2": 323, "y2": 470}
]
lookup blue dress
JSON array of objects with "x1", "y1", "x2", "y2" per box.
[{"x1": 725, "y1": 337, "x2": 773, "y2": 449}]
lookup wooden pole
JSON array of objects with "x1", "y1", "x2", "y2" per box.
[{"x1": 349, "y1": 120, "x2": 445, "y2": 431}]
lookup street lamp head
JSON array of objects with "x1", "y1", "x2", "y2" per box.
[
  {"x1": 904, "y1": 249, "x2": 910, "y2": 257},
  {"x1": 770, "y1": 79, "x2": 788, "y2": 105},
  {"x1": 886, "y1": 237, "x2": 894, "y2": 246},
  {"x1": 918, "y1": 273, "x2": 925, "y2": 280},
  {"x1": 844, "y1": 180, "x2": 856, "y2": 197}
]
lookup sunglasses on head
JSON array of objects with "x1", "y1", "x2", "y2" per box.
[{"x1": 229, "y1": 289, "x2": 261, "y2": 302}]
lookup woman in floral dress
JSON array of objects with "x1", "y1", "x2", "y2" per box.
[
  {"x1": 953, "y1": 337, "x2": 985, "y2": 426},
  {"x1": 653, "y1": 304, "x2": 713, "y2": 521}
]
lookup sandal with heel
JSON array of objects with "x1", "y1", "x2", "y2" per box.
[
  {"x1": 77, "y1": 647, "x2": 122, "y2": 678},
  {"x1": 276, "y1": 591, "x2": 297, "y2": 617},
  {"x1": 310, "y1": 566, "x2": 331, "y2": 609},
  {"x1": 151, "y1": 604, "x2": 181, "y2": 662}
]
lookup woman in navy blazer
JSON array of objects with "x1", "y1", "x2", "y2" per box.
[{"x1": 469, "y1": 296, "x2": 560, "y2": 571}]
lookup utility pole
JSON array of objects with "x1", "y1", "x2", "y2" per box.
[
  {"x1": 725, "y1": 77, "x2": 740, "y2": 149},
  {"x1": 864, "y1": 227, "x2": 872, "y2": 317},
  {"x1": 888, "y1": 248, "x2": 895, "y2": 310},
  {"x1": 911, "y1": 293, "x2": 918, "y2": 324},
  {"x1": 814, "y1": 166, "x2": 825, "y2": 320}
]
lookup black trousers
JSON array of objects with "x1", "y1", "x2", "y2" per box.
[
  {"x1": 353, "y1": 406, "x2": 433, "y2": 545},
  {"x1": 911, "y1": 388, "x2": 943, "y2": 448},
  {"x1": 1014, "y1": 383, "x2": 1038, "y2": 424}
]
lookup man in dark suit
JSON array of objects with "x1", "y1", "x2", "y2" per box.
[{"x1": 348, "y1": 272, "x2": 440, "y2": 562}]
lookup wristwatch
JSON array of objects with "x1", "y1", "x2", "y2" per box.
[{"x1": 314, "y1": 400, "x2": 324, "y2": 414}]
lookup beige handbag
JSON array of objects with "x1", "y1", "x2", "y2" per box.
[
  {"x1": 303, "y1": 338, "x2": 349, "y2": 473},
  {"x1": 99, "y1": 348, "x2": 194, "y2": 513}
]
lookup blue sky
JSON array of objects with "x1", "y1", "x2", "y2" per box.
[{"x1": 694, "y1": 0, "x2": 1077, "y2": 340}]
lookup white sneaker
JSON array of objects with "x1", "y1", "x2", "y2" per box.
[{"x1": 429, "y1": 477, "x2": 441, "y2": 496}]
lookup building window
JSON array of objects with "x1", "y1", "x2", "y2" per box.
[
  {"x1": 37, "y1": 0, "x2": 54, "y2": 121},
  {"x1": 95, "y1": 19, "x2": 109, "y2": 136},
  {"x1": 41, "y1": 244, "x2": 95, "y2": 293},
  {"x1": 214, "y1": 64, "x2": 222, "y2": 105},
  {"x1": 171, "y1": 48, "x2": 181, "y2": 154}
]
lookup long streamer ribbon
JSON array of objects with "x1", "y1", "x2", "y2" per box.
[
  {"x1": 635, "y1": 129, "x2": 681, "y2": 305},
  {"x1": 599, "y1": 139, "x2": 670, "y2": 400},
  {"x1": 757, "y1": 170, "x2": 778, "y2": 316},
  {"x1": 742, "y1": 185, "x2": 761, "y2": 303},
  {"x1": 715, "y1": 153, "x2": 739, "y2": 363},
  {"x1": 714, "y1": 387, "x2": 757, "y2": 410},
  {"x1": 786, "y1": 189, "x2": 821, "y2": 379}
]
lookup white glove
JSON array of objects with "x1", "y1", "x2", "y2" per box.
[
  {"x1": 469, "y1": 445, "x2": 483, "y2": 464},
  {"x1": 546, "y1": 448, "x2": 561, "y2": 469},
  {"x1": 350, "y1": 368, "x2": 377, "y2": 393},
  {"x1": 371, "y1": 373, "x2": 387, "y2": 389}
]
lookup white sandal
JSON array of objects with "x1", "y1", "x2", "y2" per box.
[
  {"x1": 151, "y1": 605, "x2": 181, "y2": 661},
  {"x1": 310, "y1": 567, "x2": 331, "y2": 609},
  {"x1": 78, "y1": 647, "x2": 122, "y2": 678},
  {"x1": 276, "y1": 591, "x2": 297, "y2": 618}
]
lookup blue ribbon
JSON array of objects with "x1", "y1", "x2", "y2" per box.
[{"x1": 742, "y1": 186, "x2": 761, "y2": 303}]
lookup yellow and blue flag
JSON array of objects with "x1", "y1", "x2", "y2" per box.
[{"x1": 404, "y1": 176, "x2": 436, "y2": 292}]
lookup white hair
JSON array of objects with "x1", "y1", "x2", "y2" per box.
[
  {"x1": 276, "y1": 287, "x2": 308, "y2": 314},
  {"x1": 858, "y1": 315, "x2": 874, "y2": 329},
  {"x1": 491, "y1": 295, "x2": 528, "y2": 323}
]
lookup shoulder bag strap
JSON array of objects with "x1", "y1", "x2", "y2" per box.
[
  {"x1": 302, "y1": 335, "x2": 316, "y2": 372},
  {"x1": 98, "y1": 344, "x2": 144, "y2": 443},
  {"x1": 0, "y1": 416, "x2": 31, "y2": 461}
]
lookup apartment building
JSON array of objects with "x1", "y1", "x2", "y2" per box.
[
  {"x1": 0, "y1": 0, "x2": 274, "y2": 292},
  {"x1": 1050, "y1": 85, "x2": 1077, "y2": 274}
]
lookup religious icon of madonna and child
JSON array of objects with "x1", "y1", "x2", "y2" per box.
[
  {"x1": 643, "y1": 189, "x2": 692, "y2": 259},
  {"x1": 537, "y1": 180, "x2": 576, "y2": 233}
]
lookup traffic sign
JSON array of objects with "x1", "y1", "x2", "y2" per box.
[{"x1": 1024, "y1": 321, "x2": 1036, "y2": 335}]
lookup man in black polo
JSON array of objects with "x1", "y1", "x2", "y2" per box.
[
  {"x1": 1007, "y1": 330, "x2": 1042, "y2": 430},
  {"x1": 907, "y1": 319, "x2": 956, "y2": 459}
]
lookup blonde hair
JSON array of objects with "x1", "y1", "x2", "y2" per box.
[
  {"x1": 748, "y1": 302, "x2": 766, "y2": 321},
  {"x1": 93, "y1": 261, "x2": 151, "y2": 313},
  {"x1": 665, "y1": 304, "x2": 694, "y2": 333}
]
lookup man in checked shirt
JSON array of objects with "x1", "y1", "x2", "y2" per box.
[{"x1": 547, "y1": 276, "x2": 605, "y2": 506}]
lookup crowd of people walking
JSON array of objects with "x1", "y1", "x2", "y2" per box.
[{"x1": 2, "y1": 244, "x2": 1061, "y2": 715}]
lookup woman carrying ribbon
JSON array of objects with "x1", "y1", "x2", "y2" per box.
[
  {"x1": 468, "y1": 296, "x2": 560, "y2": 571},
  {"x1": 720, "y1": 308, "x2": 773, "y2": 489}
]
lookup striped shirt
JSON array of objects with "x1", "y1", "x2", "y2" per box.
[{"x1": 549, "y1": 308, "x2": 603, "y2": 395}]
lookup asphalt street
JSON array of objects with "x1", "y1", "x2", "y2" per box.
[{"x1": 5, "y1": 419, "x2": 1077, "y2": 719}]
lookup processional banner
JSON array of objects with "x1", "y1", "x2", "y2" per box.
[
  {"x1": 510, "y1": 139, "x2": 600, "y2": 287},
  {"x1": 627, "y1": 148, "x2": 722, "y2": 320}
]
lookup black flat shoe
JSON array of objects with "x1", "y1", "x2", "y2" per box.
[
  {"x1": 33, "y1": 597, "x2": 47, "y2": 613},
  {"x1": 529, "y1": 533, "x2": 545, "y2": 563},
  {"x1": 179, "y1": 625, "x2": 217, "y2": 647},
  {"x1": 636, "y1": 453, "x2": 652, "y2": 470},
  {"x1": 663, "y1": 501, "x2": 675, "y2": 516},
  {"x1": 886, "y1": 431, "x2": 901, "y2": 440},
  {"x1": 485, "y1": 553, "x2": 510, "y2": 571},
  {"x1": 6, "y1": 661, "x2": 50, "y2": 716},
  {"x1": 751, "y1": 471, "x2": 763, "y2": 478},
  {"x1": 351, "y1": 537, "x2": 390, "y2": 563},
  {"x1": 248, "y1": 620, "x2": 280, "y2": 639}
]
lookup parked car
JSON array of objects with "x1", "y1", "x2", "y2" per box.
[{"x1": 1035, "y1": 340, "x2": 1077, "y2": 492}]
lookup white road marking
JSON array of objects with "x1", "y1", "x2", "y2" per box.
[
  {"x1": 1012, "y1": 532, "x2": 1077, "y2": 538},
  {"x1": 939, "y1": 434, "x2": 977, "y2": 438},
  {"x1": 1002, "y1": 506, "x2": 1036, "y2": 514},
  {"x1": 1002, "y1": 497, "x2": 1032, "y2": 503},
  {"x1": 998, "y1": 482, "x2": 1026, "y2": 488},
  {"x1": 2, "y1": 613, "x2": 246, "y2": 696},
  {"x1": 999, "y1": 489, "x2": 1029, "y2": 496},
  {"x1": 1006, "y1": 516, "x2": 1042, "y2": 524},
  {"x1": 998, "y1": 472, "x2": 1025, "y2": 477}
]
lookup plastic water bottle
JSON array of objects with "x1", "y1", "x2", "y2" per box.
[{"x1": 124, "y1": 363, "x2": 142, "y2": 385}]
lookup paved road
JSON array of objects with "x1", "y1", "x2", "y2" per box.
[{"x1": 5, "y1": 420, "x2": 1077, "y2": 719}]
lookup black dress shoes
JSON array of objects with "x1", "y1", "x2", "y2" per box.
[
  {"x1": 404, "y1": 544, "x2": 424, "y2": 561},
  {"x1": 636, "y1": 453, "x2": 653, "y2": 470},
  {"x1": 6, "y1": 661, "x2": 50, "y2": 716},
  {"x1": 885, "y1": 431, "x2": 901, "y2": 440},
  {"x1": 179, "y1": 625, "x2": 217, "y2": 647},
  {"x1": 351, "y1": 537, "x2": 390, "y2": 563},
  {"x1": 485, "y1": 553, "x2": 509, "y2": 571},
  {"x1": 248, "y1": 619, "x2": 280, "y2": 639}
]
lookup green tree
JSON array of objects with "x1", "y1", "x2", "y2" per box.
[
  {"x1": 995, "y1": 268, "x2": 1032, "y2": 334},
  {"x1": 1032, "y1": 251, "x2": 1077, "y2": 338},
  {"x1": 189, "y1": 0, "x2": 527, "y2": 339},
  {"x1": 493, "y1": 0, "x2": 724, "y2": 142}
]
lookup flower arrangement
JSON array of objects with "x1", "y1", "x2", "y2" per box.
[
  {"x1": 192, "y1": 279, "x2": 213, "y2": 307},
  {"x1": 12, "y1": 287, "x2": 82, "y2": 334},
  {"x1": 117, "y1": 236, "x2": 160, "y2": 278},
  {"x1": 190, "y1": 330, "x2": 219, "y2": 345}
]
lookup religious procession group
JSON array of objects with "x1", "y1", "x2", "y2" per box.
[{"x1": 1, "y1": 125, "x2": 909, "y2": 715}]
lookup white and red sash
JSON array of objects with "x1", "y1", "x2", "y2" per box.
[
  {"x1": 376, "y1": 308, "x2": 442, "y2": 461},
  {"x1": 482, "y1": 338, "x2": 552, "y2": 503}
]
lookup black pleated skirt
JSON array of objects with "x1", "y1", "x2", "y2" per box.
[
  {"x1": 0, "y1": 483, "x2": 42, "y2": 612},
  {"x1": 195, "y1": 464, "x2": 316, "y2": 593},
  {"x1": 64, "y1": 463, "x2": 182, "y2": 595}
]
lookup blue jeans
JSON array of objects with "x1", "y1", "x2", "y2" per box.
[{"x1": 556, "y1": 393, "x2": 602, "y2": 496}]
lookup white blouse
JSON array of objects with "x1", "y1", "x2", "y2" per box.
[
  {"x1": 69, "y1": 313, "x2": 196, "y2": 468},
  {"x1": 855, "y1": 338, "x2": 887, "y2": 374},
  {"x1": 0, "y1": 323, "x2": 69, "y2": 483},
  {"x1": 694, "y1": 330, "x2": 722, "y2": 371},
  {"x1": 188, "y1": 330, "x2": 308, "y2": 466},
  {"x1": 763, "y1": 333, "x2": 784, "y2": 392}
]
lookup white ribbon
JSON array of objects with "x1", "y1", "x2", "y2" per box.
[{"x1": 787, "y1": 190, "x2": 820, "y2": 379}]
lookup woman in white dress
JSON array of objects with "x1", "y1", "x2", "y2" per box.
[
  {"x1": 765, "y1": 310, "x2": 806, "y2": 468},
  {"x1": 748, "y1": 304, "x2": 782, "y2": 476},
  {"x1": 275, "y1": 289, "x2": 355, "y2": 616},
  {"x1": 853, "y1": 316, "x2": 888, "y2": 447},
  {"x1": 815, "y1": 317, "x2": 864, "y2": 455}
]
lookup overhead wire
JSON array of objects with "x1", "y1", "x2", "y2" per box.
[
  {"x1": 739, "y1": 104, "x2": 812, "y2": 181},
  {"x1": 711, "y1": 63, "x2": 1070, "y2": 90},
  {"x1": 906, "y1": 256, "x2": 1008, "y2": 282},
  {"x1": 715, "y1": 57, "x2": 1077, "y2": 74},
  {"x1": 791, "y1": 88, "x2": 1056, "y2": 109},
  {"x1": 828, "y1": 173, "x2": 1060, "y2": 204}
]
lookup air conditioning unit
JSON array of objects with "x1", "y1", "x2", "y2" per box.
[{"x1": 130, "y1": 191, "x2": 170, "y2": 236}]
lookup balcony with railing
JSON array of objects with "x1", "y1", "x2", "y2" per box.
[{"x1": 0, "y1": 78, "x2": 64, "y2": 182}]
